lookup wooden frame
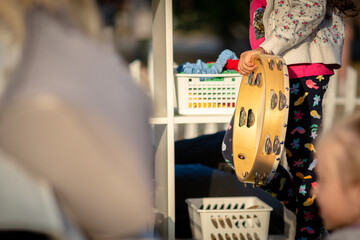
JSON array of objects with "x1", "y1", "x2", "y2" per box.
[{"x1": 232, "y1": 54, "x2": 290, "y2": 185}]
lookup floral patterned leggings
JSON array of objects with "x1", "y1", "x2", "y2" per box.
[{"x1": 222, "y1": 75, "x2": 330, "y2": 240}]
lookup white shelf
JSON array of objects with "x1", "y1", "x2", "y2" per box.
[
  {"x1": 149, "y1": 117, "x2": 168, "y2": 125},
  {"x1": 151, "y1": 1, "x2": 234, "y2": 239},
  {"x1": 150, "y1": 115, "x2": 232, "y2": 125},
  {"x1": 152, "y1": 0, "x2": 175, "y2": 239},
  {"x1": 174, "y1": 115, "x2": 232, "y2": 124}
]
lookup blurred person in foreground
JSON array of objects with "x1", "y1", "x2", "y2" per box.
[
  {"x1": 0, "y1": 0, "x2": 153, "y2": 239},
  {"x1": 313, "y1": 112, "x2": 360, "y2": 239}
]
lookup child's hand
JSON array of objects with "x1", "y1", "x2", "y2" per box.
[{"x1": 238, "y1": 48, "x2": 265, "y2": 75}]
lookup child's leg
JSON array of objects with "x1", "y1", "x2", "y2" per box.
[
  {"x1": 175, "y1": 131, "x2": 226, "y2": 168},
  {"x1": 285, "y1": 75, "x2": 330, "y2": 240},
  {"x1": 223, "y1": 75, "x2": 330, "y2": 239}
]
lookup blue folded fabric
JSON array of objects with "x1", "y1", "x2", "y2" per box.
[{"x1": 177, "y1": 49, "x2": 238, "y2": 75}]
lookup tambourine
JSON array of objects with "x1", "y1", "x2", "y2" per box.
[{"x1": 232, "y1": 54, "x2": 290, "y2": 185}]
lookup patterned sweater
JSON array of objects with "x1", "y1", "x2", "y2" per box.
[{"x1": 260, "y1": 0, "x2": 344, "y2": 68}]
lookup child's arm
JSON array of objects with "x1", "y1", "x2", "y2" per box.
[{"x1": 239, "y1": 0, "x2": 328, "y2": 75}]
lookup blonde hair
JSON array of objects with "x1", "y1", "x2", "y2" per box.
[
  {"x1": 0, "y1": 0, "x2": 102, "y2": 93},
  {"x1": 326, "y1": 112, "x2": 360, "y2": 185}
]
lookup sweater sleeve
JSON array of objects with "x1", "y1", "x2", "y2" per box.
[{"x1": 261, "y1": 0, "x2": 326, "y2": 55}]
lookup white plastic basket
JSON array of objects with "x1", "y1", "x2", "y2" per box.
[
  {"x1": 186, "y1": 197, "x2": 272, "y2": 240},
  {"x1": 175, "y1": 73, "x2": 242, "y2": 115}
]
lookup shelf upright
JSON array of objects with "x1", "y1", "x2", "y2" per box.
[{"x1": 152, "y1": 0, "x2": 175, "y2": 239}]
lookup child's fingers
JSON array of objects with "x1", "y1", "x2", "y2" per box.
[
  {"x1": 239, "y1": 65, "x2": 256, "y2": 75},
  {"x1": 238, "y1": 50, "x2": 258, "y2": 75},
  {"x1": 238, "y1": 59, "x2": 256, "y2": 75},
  {"x1": 237, "y1": 47, "x2": 265, "y2": 75},
  {"x1": 238, "y1": 65, "x2": 254, "y2": 75}
]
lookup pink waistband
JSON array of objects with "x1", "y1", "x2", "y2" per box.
[{"x1": 288, "y1": 64, "x2": 334, "y2": 79}]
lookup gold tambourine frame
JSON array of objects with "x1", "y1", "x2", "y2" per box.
[{"x1": 232, "y1": 54, "x2": 290, "y2": 185}]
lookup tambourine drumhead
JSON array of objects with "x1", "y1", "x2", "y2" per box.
[{"x1": 232, "y1": 54, "x2": 289, "y2": 185}]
